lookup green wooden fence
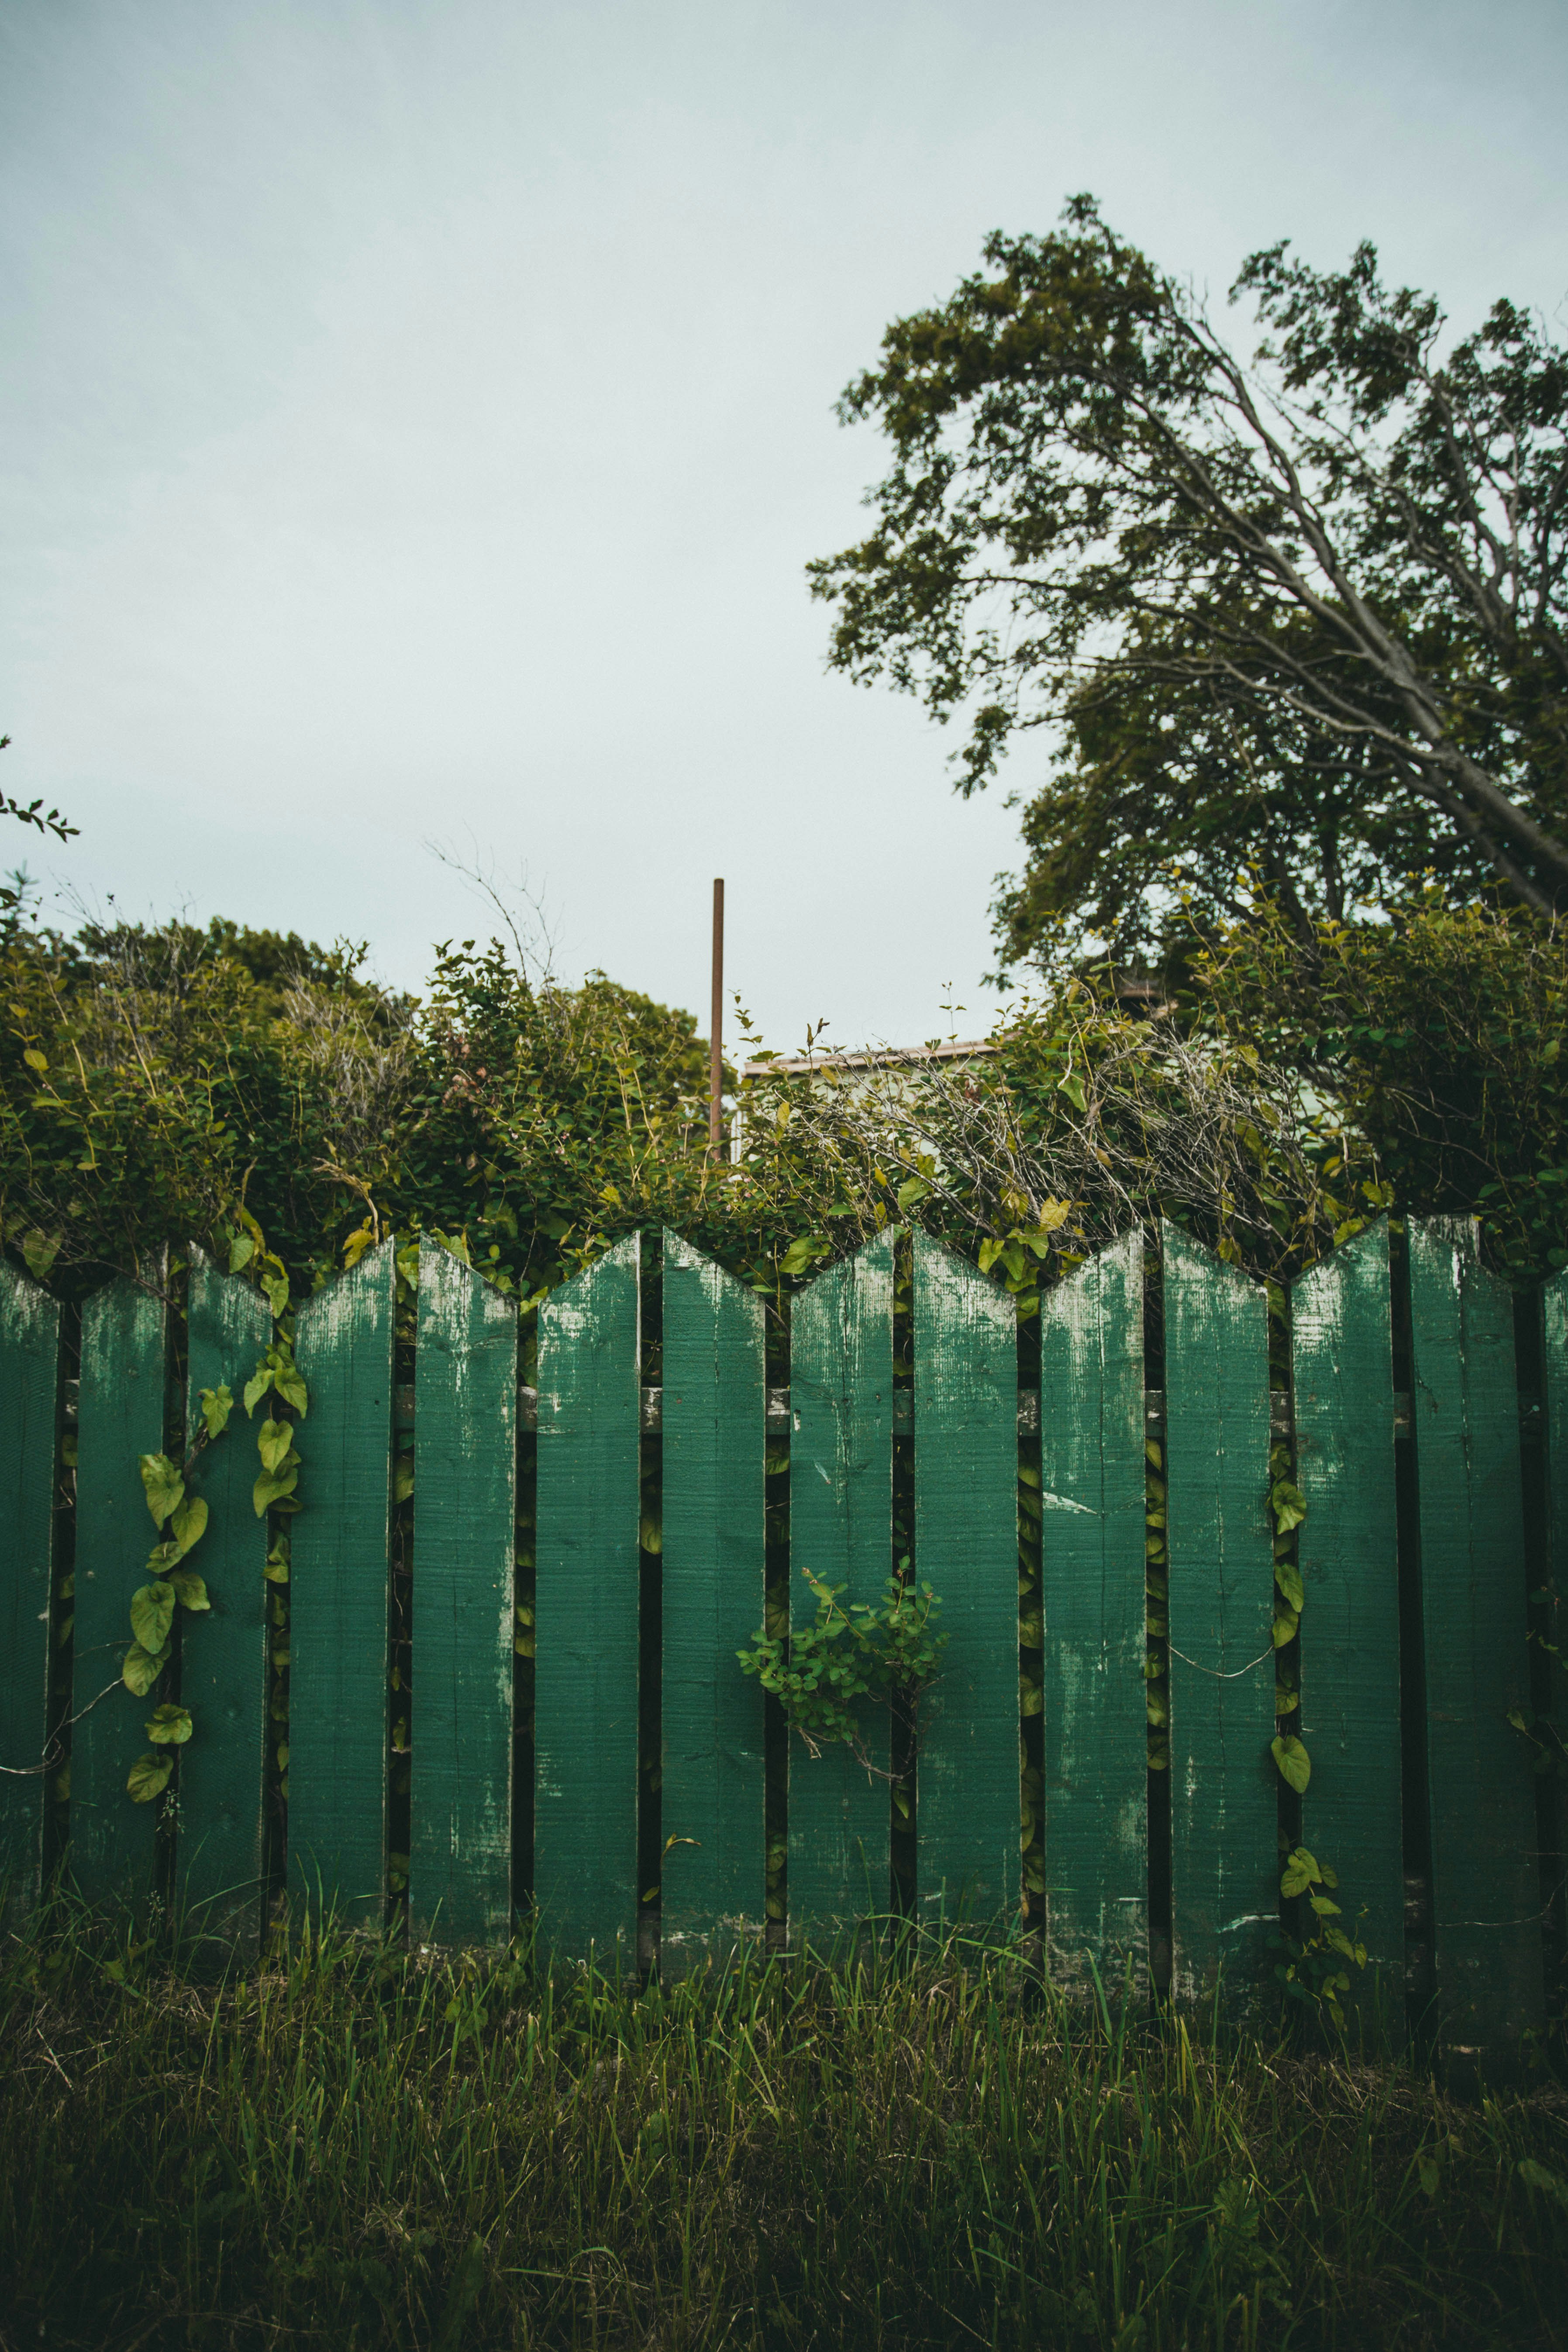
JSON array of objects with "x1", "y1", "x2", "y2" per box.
[{"x1": 0, "y1": 1220, "x2": 1558, "y2": 2073}]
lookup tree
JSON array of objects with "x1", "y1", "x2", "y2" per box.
[{"x1": 807, "y1": 200, "x2": 1568, "y2": 962}]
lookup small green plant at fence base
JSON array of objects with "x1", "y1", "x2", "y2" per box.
[
  {"x1": 738, "y1": 1570, "x2": 948, "y2": 1766},
  {"x1": 1273, "y1": 1845, "x2": 1368, "y2": 2031}
]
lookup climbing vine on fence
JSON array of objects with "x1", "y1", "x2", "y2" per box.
[{"x1": 122, "y1": 1214, "x2": 308, "y2": 1805}]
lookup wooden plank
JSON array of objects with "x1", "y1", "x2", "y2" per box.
[
  {"x1": 1292, "y1": 1224, "x2": 1404, "y2": 2029},
  {"x1": 0, "y1": 1264, "x2": 61, "y2": 1920},
  {"x1": 72, "y1": 1268, "x2": 168, "y2": 1906},
  {"x1": 1037, "y1": 1232, "x2": 1147, "y2": 1987},
  {"x1": 1540, "y1": 1266, "x2": 1568, "y2": 1907},
  {"x1": 534, "y1": 1232, "x2": 641, "y2": 1962},
  {"x1": 410, "y1": 1244, "x2": 517, "y2": 1945},
  {"x1": 1408, "y1": 1217, "x2": 1542, "y2": 2068},
  {"x1": 1163, "y1": 1225, "x2": 1277, "y2": 2011},
  {"x1": 913, "y1": 1232, "x2": 1019, "y2": 1934},
  {"x1": 660, "y1": 1230, "x2": 766, "y2": 1969},
  {"x1": 178, "y1": 1249, "x2": 273, "y2": 1947},
  {"x1": 288, "y1": 1241, "x2": 396, "y2": 1929},
  {"x1": 787, "y1": 1230, "x2": 894, "y2": 1951}
]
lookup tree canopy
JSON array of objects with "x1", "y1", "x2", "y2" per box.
[{"x1": 808, "y1": 200, "x2": 1568, "y2": 962}]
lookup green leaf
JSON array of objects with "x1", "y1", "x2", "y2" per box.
[
  {"x1": 779, "y1": 1234, "x2": 830, "y2": 1278},
  {"x1": 171, "y1": 1569, "x2": 210, "y2": 1612},
  {"x1": 146, "y1": 1701, "x2": 193, "y2": 1745},
  {"x1": 264, "y1": 1539, "x2": 290, "y2": 1584},
  {"x1": 639, "y1": 1510, "x2": 662, "y2": 1554},
  {"x1": 169, "y1": 1495, "x2": 208, "y2": 1557},
  {"x1": 243, "y1": 1367, "x2": 275, "y2": 1416},
  {"x1": 393, "y1": 1458, "x2": 415, "y2": 1505},
  {"x1": 253, "y1": 1455, "x2": 300, "y2": 1517},
  {"x1": 21, "y1": 1228, "x2": 61, "y2": 1282},
  {"x1": 1271, "y1": 1479, "x2": 1308, "y2": 1534},
  {"x1": 139, "y1": 1453, "x2": 185, "y2": 1529},
  {"x1": 1274, "y1": 1557, "x2": 1304, "y2": 1614},
  {"x1": 198, "y1": 1385, "x2": 233, "y2": 1441},
  {"x1": 1280, "y1": 1847, "x2": 1321, "y2": 1897},
  {"x1": 272, "y1": 1361, "x2": 308, "y2": 1416},
  {"x1": 256, "y1": 1417, "x2": 294, "y2": 1474},
  {"x1": 127, "y1": 1751, "x2": 172, "y2": 1804},
  {"x1": 1272, "y1": 1733, "x2": 1311, "y2": 1793},
  {"x1": 121, "y1": 1641, "x2": 168, "y2": 1697},
  {"x1": 129, "y1": 1581, "x2": 175, "y2": 1653},
  {"x1": 1308, "y1": 1891, "x2": 1342, "y2": 1915},
  {"x1": 1518, "y1": 2159, "x2": 1568, "y2": 2211},
  {"x1": 1057, "y1": 1070, "x2": 1087, "y2": 1113},
  {"x1": 1272, "y1": 1607, "x2": 1299, "y2": 1649},
  {"x1": 896, "y1": 1174, "x2": 931, "y2": 1211},
  {"x1": 228, "y1": 1233, "x2": 256, "y2": 1274},
  {"x1": 262, "y1": 1270, "x2": 289, "y2": 1319}
]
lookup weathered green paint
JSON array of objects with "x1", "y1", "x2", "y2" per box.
[
  {"x1": 1292, "y1": 1224, "x2": 1403, "y2": 2025},
  {"x1": 72, "y1": 1267, "x2": 168, "y2": 1905},
  {"x1": 1163, "y1": 1226, "x2": 1277, "y2": 2011},
  {"x1": 178, "y1": 1249, "x2": 272, "y2": 1946},
  {"x1": 0, "y1": 1264, "x2": 61, "y2": 1918},
  {"x1": 787, "y1": 1231, "x2": 894, "y2": 1950},
  {"x1": 289, "y1": 1242, "x2": 396, "y2": 1928},
  {"x1": 1408, "y1": 1218, "x2": 1542, "y2": 2066},
  {"x1": 534, "y1": 1232, "x2": 641, "y2": 1962},
  {"x1": 913, "y1": 1233, "x2": 1019, "y2": 1933},
  {"x1": 660, "y1": 1230, "x2": 766, "y2": 1969},
  {"x1": 410, "y1": 1245, "x2": 517, "y2": 1945},
  {"x1": 1037, "y1": 1232, "x2": 1147, "y2": 1986}
]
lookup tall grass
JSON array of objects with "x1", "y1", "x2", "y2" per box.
[{"x1": 1, "y1": 1911, "x2": 1566, "y2": 2349}]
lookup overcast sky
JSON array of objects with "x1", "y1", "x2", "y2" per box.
[{"x1": 3, "y1": 0, "x2": 1565, "y2": 1052}]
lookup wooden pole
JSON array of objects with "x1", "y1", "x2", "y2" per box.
[{"x1": 708, "y1": 877, "x2": 724, "y2": 1160}]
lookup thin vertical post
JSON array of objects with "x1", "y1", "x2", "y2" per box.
[{"x1": 709, "y1": 878, "x2": 724, "y2": 1159}]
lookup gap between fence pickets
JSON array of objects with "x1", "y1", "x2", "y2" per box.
[{"x1": 56, "y1": 1378, "x2": 1544, "y2": 1442}]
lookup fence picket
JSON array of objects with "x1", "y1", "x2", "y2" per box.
[
  {"x1": 660, "y1": 1231, "x2": 766, "y2": 1969},
  {"x1": 535, "y1": 1232, "x2": 641, "y2": 1962},
  {"x1": 1037, "y1": 1231, "x2": 1147, "y2": 1989},
  {"x1": 1163, "y1": 1226, "x2": 1277, "y2": 2011},
  {"x1": 0, "y1": 1264, "x2": 61, "y2": 1919},
  {"x1": 1408, "y1": 1218, "x2": 1542, "y2": 2069},
  {"x1": 410, "y1": 1245, "x2": 517, "y2": 1945},
  {"x1": 72, "y1": 1268, "x2": 167, "y2": 1906},
  {"x1": 178, "y1": 1248, "x2": 272, "y2": 1946},
  {"x1": 289, "y1": 1241, "x2": 396, "y2": 1927},
  {"x1": 913, "y1": 1233, "x2": 1018, "y2": 1935},
  {"x1": 1540, "y1": 1267, "x2": 1568, "y2": 1912},
  {"x1": 788, "y1": 1231, "x2": 894, "y2": 1950},
  {"x1": 1291, "y1": 1223, "x2": 1404, "y2": 2030}
]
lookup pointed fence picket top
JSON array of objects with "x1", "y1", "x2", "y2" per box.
[
  {"x1": 913, "y1": 1232, "x2": 1018, "y2": 1935},
  {"x1": 1408, "y1": 1218, "x2": 1542, "y2": 2072},
  {"x1": 0, "y1": 1263, "x2": 61, "y2": 1920},
  {"x1": 1036, "y1": 1231, "x2": 1147, "y2": 1990},
  {"x1": 288, "y1": 1240, "x2": 397, "y2": 1929},
  {"x1": 410, "y1": 1245, "x2": 518, "y2": 1946},
  {"x1": 177, "y1": 1248, "x2": 273, "y2": 1948},
  {"x1": 1162, "y1": 1226, "x2": 1277, "y2": 2012},
  {"x1": 787, "y1": 1229, "x2": 895, "y2": 1951},
  {"x1": 534, "y1": 1232, "x2": 642, "y2": 1963},
  {"x1": 1291, "y1": 1223, "x2": 1404, "y2": 2031},
  {"x1": 659, "y1": 1231, "x2": 767, "y2": 1970},
  {"x1": 72, "y1": 1263, "x2": 168, "y2": 1907}
]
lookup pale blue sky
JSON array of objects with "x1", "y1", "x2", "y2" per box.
[{"x1": 3, "y1": 0, "x2": 1565, "y2": 1048}]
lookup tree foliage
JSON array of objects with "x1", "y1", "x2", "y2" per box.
[{"x1": 808, "y1": 199, "x2": 1568, "y2": 961}]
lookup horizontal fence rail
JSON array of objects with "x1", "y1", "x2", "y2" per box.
[{"x1": 0, "y1": 1221, "x2": 1559, "y2": 2075}]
